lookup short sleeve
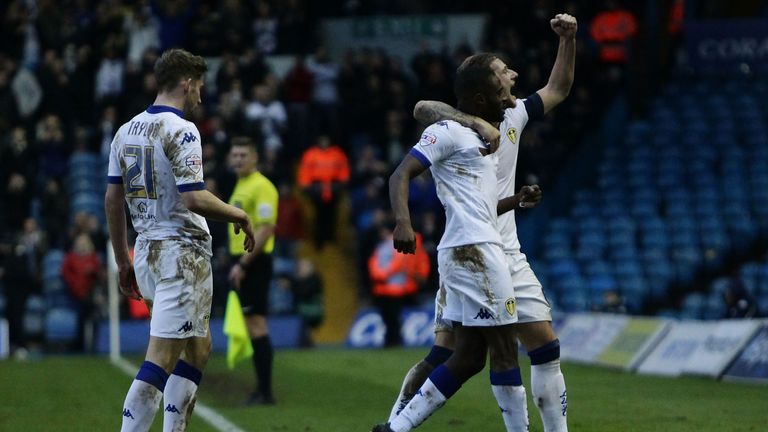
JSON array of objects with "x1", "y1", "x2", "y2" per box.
[
  {"x1": 523, "y1": 93, "x2": 545, "y2": 122},
  {"x1": 254, "y1": 183, "x2": 278, "y2": 225},
  {"x1": 410, "y1": 122, "x2": 456, "y2": 168},
  {"x1": 168, "y1": 125, "x2": 205, "y2": 192},
  {"x1": 107, "y1": 131, "x2": 123, "y2": 184}
]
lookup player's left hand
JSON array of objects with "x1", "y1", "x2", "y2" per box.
[
  {"x1": 229, "y1": 263, "x2": 246, "y2": 290},
  {"x1": 517, "y1": 184, "x2": 542, "y2": 208},
  {"x1": 551, "y1": 13, "x2": 577, "y2": 39}
]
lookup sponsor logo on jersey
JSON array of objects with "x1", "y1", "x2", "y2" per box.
[
  {"x1": 185, "y1": 155, "x2": 202, "y2": 174},
  {"x1": 123, "y1": 408, "x2": 135, "y2": 419},
  {"x1": 178, "y1": 321, "x2": 193, "y2": 333},
  {"x1": 420, "y1": 132, "x2": 438, "y2": 146},
  {"x1": 505, "y1": 298, "x2": 516, "y2": 316},
  {"x1": 436, "y1": 120, "x2": 449, "y2": 128},
  {"x1": 474, "y1": 308, "x2": 493, "y2": 320},
  {"x1": 181, "y1": 133, "x2": 197, "y2": 145},
  {"x1": 165, "y1": 404, "x2": 181, "y2": 414},
  {"x1": 506, "y1": 127, "x2": 517, "y2": 144}
]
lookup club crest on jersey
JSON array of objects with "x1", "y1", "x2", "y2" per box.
[
  {"x1": 420, "y1": 132, "x2": 438, "y2": 146},
  {"x1": 506, "y1": 127, "x2": 517, "y2": 144},
  {"x1": 185, "y1": 154, "x2": 202, "y2": 174},
  {"x1": 505, "y1": 298, "x2": 516, "y2": 316}
]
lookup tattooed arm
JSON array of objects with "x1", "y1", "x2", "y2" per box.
[{"x1": 413, "y1": 100, "x2": 500, "y2": 153}]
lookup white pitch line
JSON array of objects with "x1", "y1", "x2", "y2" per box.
[{"x1": 112, "y1": 357, "x2": 246, "y2": 432}]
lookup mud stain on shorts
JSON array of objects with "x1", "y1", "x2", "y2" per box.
[
  {"x1": 147, "y1": 240, "x2": 162, "y2": 277},
  {"x1": 452, "y1": 245, "x2": 487, "y2": 273}
]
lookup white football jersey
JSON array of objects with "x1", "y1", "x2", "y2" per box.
[
  {"x1": 496, "y1": 95, "x2": 543, "y2": 255},
  {"x1": 411, "y1": 120, "x2": 502, "y2": 250},
  {"x1": 107, "y1": 105, "x2": 211, "y2": 253}
]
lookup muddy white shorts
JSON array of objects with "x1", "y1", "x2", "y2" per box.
[
  {"x1": 437, "y1": 242, "x2": 518, "y2": 327},
  {"x1": 133, "y1": 238, "x2": 212, "y2": 339},
  {"x1": 506, "y1": 253, "x2": 552, "y2": 323}
]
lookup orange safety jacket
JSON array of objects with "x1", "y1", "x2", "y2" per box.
[
  {"x1": 589, "y1": 9, "x2": 638, "y2": 63},
  {"x1": 297, "y1": 145, "x2": 350, "y2": 202},
  {"x1": 369, "y1": 233, "x2": 430, "y2": 298}
]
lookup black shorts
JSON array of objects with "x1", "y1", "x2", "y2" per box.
[{"x1": 232, "y1": 254, "x2": 273, "y2": 316}]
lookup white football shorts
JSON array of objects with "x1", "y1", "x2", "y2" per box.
[
  {"x1": 505, "y1": 253, "x2": 552, "y2": 323},
  {"x1": 134, "y1": 238, "x2": 212, "y2": 339},
  {"x1": 437, "y1": 242, "x2": 518, "y2": 327}
]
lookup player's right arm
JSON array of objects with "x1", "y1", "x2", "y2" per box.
[
  {"x1": 389, "y1": 154, "x2": 427, "y2": 254},
  {"x1": 414, "y1": 101, "x2": 500, "y2": 153},
  {"x1": 497, "y1": 185, "x2": 542, "y2": 215},
  {"x1": 105, "y1": 183, "x2": 142, "y2": 300}
]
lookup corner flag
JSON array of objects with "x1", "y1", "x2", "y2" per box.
[{"x1": 223, "y1": 290, "x2": 253, "y2": 369}]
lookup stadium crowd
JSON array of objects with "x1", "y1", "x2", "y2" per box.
[{"x1": 0, "y1": 0, "x2": 638, "y2": 354}]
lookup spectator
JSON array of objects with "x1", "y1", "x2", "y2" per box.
[
  {"x1": 274, "y1": 182, "x2": 305, "y2": 261},
  {"x1": 61, "y1": 233, "x2": 103, "y2": 351},
  {"x1": 723, "y1": 277, "x2": 758, "y2": 319},
  {"x1": 124, "y1": 5, "x2": 160, "y2": 69},
  {"x1": 289, "y1": 258, "x2": 324, "y2": 346},
  {"x1": 40, "y1": 179, "x2": 68, "y2": 248},
  {"x1": 307, "y1": 46, "x2": 339, "y2": 136},
  {"x1": 368, "y1": 229, "x2": 429, "y2": 347},
  {"x1": 244, "y1": 84, "x2": 287, "y2": 153},
  {"x1": 589, "y1": 0, "x2": 638, "y2": 64},
  {"x1": 297, "y1": 134, "x2": 350, "y2": 249}
]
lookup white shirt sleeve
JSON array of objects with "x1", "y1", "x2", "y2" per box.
[
  {"x1": 410, "y1": 122, "x2": 456, "y2": 167},
  {"x1": 107, "y1": 130, "x2": 123, "y2": 184},
  {"x1": 168, "y1": 125, "x2": 205, "y2": 192}
]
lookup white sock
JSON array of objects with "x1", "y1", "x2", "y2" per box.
[
  {"x1": 388, "y1": 361, "x2": 435, "y2": 423},
  {"x1": 390, "y1": 378, "x2": 446, "y2": 432},
  {"x1": 492, "y1": 384, "x2": 529, "y2": 432},
  {"x1": 121, "y1": 361, "x2": 167, "y2": 432},
  {"x1": 531, "y1": 359, "x2": 568, "y2": 432},
  {"x1": 121, "y1": 380, "x2": 163, "y2": 432},
  {"x1": 163, "y1": 360, "x2": 202, "y2": 432}
]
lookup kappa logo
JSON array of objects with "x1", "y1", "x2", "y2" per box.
[
  {"x1": 505, "y1": 298, "x2": 516, "y2": 316},
  {"x1": 560, "y1": 390, "x2": 568, "y2": 416},
  {"x1": 123, "y1": 408, "x2": 135, "y2": 419},
  {"x1": 474, "y1": 308, "x2": 493, "y2": 320},
  {"x1": 165, "y1": 404, "x2": 181, "y2": 414},
  {"x1": 181, "y1": 133, "x2": 197, "y2": 144},
  {"x1": 178, "y1": 321, "x2": 193, "y2": 333},
  {"x1": 506, "y1": 127, "x2": 517, "y2": 144}
]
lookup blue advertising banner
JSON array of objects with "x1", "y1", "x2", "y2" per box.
[
  {"x1": 347, "y1": 307, "x2": 435, "y2": 348},
  {"x1": 723, "y1": 324, "x2": 768, "y2": 383},
  {"x1": 685, "y1": 20, "x2": 768, "y2": 72}
]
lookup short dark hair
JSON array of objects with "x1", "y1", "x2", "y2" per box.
[
  {"x1": 454, "y1": 53, "x2": 498, "y2": 101},
  {"x1": 230, "y1": 136, "x2": 258, "y2": 152},
  {"x1": 154, "y1": 49, "x2": 208, "y2": 93}
]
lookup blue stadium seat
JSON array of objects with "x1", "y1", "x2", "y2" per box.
[{"x1": 45, "y1": 307, "x2": 79, "y2": 343}]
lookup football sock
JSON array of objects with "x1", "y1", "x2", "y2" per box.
[
  {"x1": 529, "y1": 339, "x2": 568, "y2": 432},
  {"x1": 388, "y1": 346, "x2": 452, "y2": 422},
  {"x1": 490, "y1": 368, "x2": 529, "y2": 432},
  {"x1": 121, "y1": 361, "x2": 167, "y2": 432},
  {"x1": 389, "y1": 365, "x2": 461, "y2": 432},
  {"x1": 252, "y1": 335, "x2": 274, "y2": 397},
  {"x1": 163, "y1": 360, "x2": 202, "y2": 432}
]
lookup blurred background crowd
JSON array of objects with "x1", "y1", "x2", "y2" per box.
[{"x1": 1, "y1": 0, "x2": 766, "y2": 355}]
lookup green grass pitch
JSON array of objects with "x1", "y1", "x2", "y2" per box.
[{"x1": 0, "y1": 348, "x2": 765, "y2": 431}]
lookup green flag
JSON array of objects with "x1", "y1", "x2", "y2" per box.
[{"x1": 223, "y1": 290, "x2": 253, "y2": 369}]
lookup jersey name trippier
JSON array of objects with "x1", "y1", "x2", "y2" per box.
[
  {"x1": 496, "y1": 94, "x2": 544, "y2": 255},
  {"x1": 410, "y1": 120, "x2": 503, "y2": 250},
  {"x1": 107, "y1": 105, "x2": 211, "y2": 254}
]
